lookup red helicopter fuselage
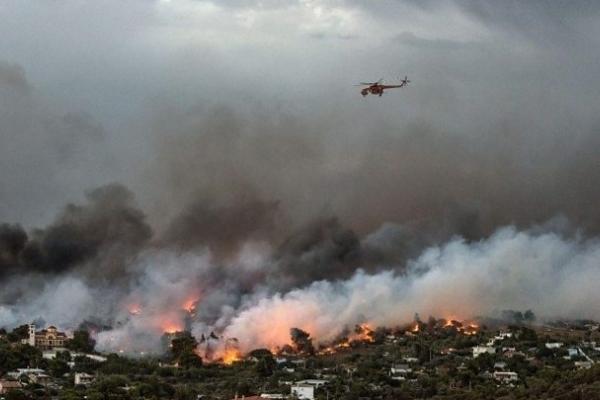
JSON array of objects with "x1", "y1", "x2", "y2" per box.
[{"x1": 361, "y1": 83, "x2": 406, "y2": 97}]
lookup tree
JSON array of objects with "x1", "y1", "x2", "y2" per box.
[
  {"x1": 48, "y1": 359, "x2": 71, "y2": 378},
  {"x1": 248, "y1": 348, "x2": 273, "y2": 359},
  {"x1": 7, "y1": 325, "x2": 29, "y2": 343},
  {"x1": 67, "y1": 330, "x2": 96, "y2": 353},
  {"x1": 178, "y1": 351, "x2": 203, "y2": 369},
  {"x1": 169, "y1": 332, "x2": 197, "y2": 359},
  {"x1": 290, "y1": 328, "x2": 314, "y2": 355},
  {"x1": 524, "y1": 310, "x2": 536, "y2": 323},
  {"x1": 5, "y1": 390, "x2": 27, "y2": 400},
  {"x1": 255, "y1": 355, "x2": 275, "y2": 377}
]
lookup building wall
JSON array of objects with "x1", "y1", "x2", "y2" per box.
[{"x1": 291, "y1": 386, "x2": 314, "y2": 400}]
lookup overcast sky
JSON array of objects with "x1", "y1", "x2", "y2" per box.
[{"x1": 1, "y1": 0, "x2": 599, "y2": 235}]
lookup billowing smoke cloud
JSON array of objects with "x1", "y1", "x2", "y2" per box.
[
  {"x1": 0, "y1": 184, "x2": 151, "y2": 284},
  {"x1": 222, "y1": 226, "x2": 600, "y2": 353}
]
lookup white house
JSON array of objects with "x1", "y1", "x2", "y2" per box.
[
  {"x1": 473, "y1": 346, "x2": 496, "y2": 358},
  {"x1": 493, "y1": 371, "x2": 518, "y2": 383},
  {"x1": 574, "y1": 361, "x2": 593, "y2": 369},
  {"x1": 566, "y1": 348, "x2": 580, "y2": 358},
  {"x1": 74, "y1": 372, "x2": 95, "y2": 385},
  {"x1": 295, "y1": 379, "x2": 328, "y2": 388},
  {"x1": 494, "y1": 362, "x2": 507, "y2": 371},
  {"x1": 494, "y1": 332, "x2": 513, "y2": 341},
  {"x1": 389, "y1": 364, "x2": 411, "y2": 381},
  {"x1": 7, "y1": 368, "x2": 46, "y2": 379},
  {"x1": 291, "y1": 384, "x2": 314, "y2": 400}
]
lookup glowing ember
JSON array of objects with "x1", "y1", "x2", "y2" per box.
[
  {"x1": 162, "y1": 324, "x2": 182, "y2": 334},
  {"x1": 441, "y1": 317, "x2": 479, "y2": 336},
  {"x1": 182, "y1": 298, "x2": 198, "y2": 314},
  {"x1": 352, "y1": 323, "x2": 375, "y2": 343},
  {"x1": 128, "y1": 305, "x2": 142, "y2": 316}
]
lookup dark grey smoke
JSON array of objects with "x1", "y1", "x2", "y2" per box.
[
  {"x1": 163, "y1": 195, "x2": 280, "y2": 258},
  {"x1": 268, "y1": 217, "x2": 362, "y2": 290},
  {"x1": 0, "y1": 184, "x2": 151, "y2": 283},
  {"x1": 0, "y1": 224, "x2": 28, "y2": 273}
]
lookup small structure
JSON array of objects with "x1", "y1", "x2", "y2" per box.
[
  {"x1": 545, "y1": 342, "x2": 563, "y2": 349},
  {"x1": 295, "y1": 379, "x2": 328, "y2": 388},
  {"x1": 567, "y1": 348, "x2": 580, "y2": 359},
  {"x1": 472, "y1": 346, "x2": 495, "y2": 358},
  {"x1": 574, "y1": 361, "x2": 593, "y2": 369},
  {"x1": 291, "y1": 384, "x2": 314, "y2": 400},
  {"x1": 0, "y1": 380, "x2": 22, "y2": 394},
  {"x1": 29, "y1": 373, "x2": 51, "y2": 385},
  {"x1": 7, "y1": 368, "x2": 46, "y2": 379},
  {"x1": 494, "y1": 362, "x2": 507, "y2": 371},
  {"x1": 494, "y1": 332, "x2": 513, "y2": 341},
  {"x1": 493, "y1": 371, "x2": 518, "y2": 384},
  {"x1": 390, "y1": 364, "x2": 412, "y2": 381},
  {"x1": 74, "y1": 372, "x2": 95, "y2": 385},
  {"x1": 43, "y1": 349, "x2": 107, "y2": 363}
]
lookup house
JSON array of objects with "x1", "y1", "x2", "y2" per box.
[
  {"x1": 43, "y1": 349, "x2": 107, "y2": 363},
  {"x1": 0, "y1": 380, "x2": 22, "y2": 394},
  {"x1": 574, "y1": 361, "x2": 593, "y2": 369},
  {"x1": 390, "y1": 364, "x2": 411, "y2": 375},
  {"x1": 29, "y1": 373, "x2": 51, "y2": 385},
  {"x1": 493, "y1": 371, "x2": 518, "y2": 384},
  {"x1": 74, "y1": 372, "x2": 95, "y2": 385},
  {"x1": 545, "y1": 342, "x2": 563, "y2": 349},
  {"x1": 231, "y1": 396, "x2": 262, "y2": 400},
  {"x1": 295, "y1": 379, "x2": 328, "y2": 388},
  {"x1": 503, "y1": 348, "x2": 525, "y2": 358},
  {"x1": 472, "y1": 346, "x2": 495, "y2": 358},
  {"x1": 566, "y1": 348, "x2": 580, "y2": 359},
  {"x1": 494, "y1": 362, "x2": 507, "y2": 371},
  {"x1": 390, "y1": 364, "x2": 412, "y2": 381},
  {"x1": 7, "y1": 368, "x2": 46, "y2": 379},
  {"x1": 291, "y1": 384, "x2": 314, "y2": 400},
  {"x1": 385, "y1": 334, "x2": 398, "y2": 343}
]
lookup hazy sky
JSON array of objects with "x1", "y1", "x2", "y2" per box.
[{"x1": 1, "y1": 0, "x2": 599, "y2": 233}]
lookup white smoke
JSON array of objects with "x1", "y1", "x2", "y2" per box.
[{"x1": 219, "y1": 226, "x2": 600, "y2": 352}]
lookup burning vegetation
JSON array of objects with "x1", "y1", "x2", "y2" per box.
[{"x1": 155, "y1": 312, "x2": 485, "y2": 365}]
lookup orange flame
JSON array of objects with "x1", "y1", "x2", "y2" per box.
[
  {"x1": 128, "y1": 305, "x2": 142, "y2": 316},
  {"x1": 350, "y1": 323, "x2": 375, "y2": 343},
  {"x1": 162, "y1": 323, "x2": 183, "y2": 334},
  {"x1": 182, "y1": 298, "x2": 198, "y2": 313},
  {"x1": 222, "y1": 348, "x2": 242, "y2": 365}
]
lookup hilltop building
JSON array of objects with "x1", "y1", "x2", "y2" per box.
[{"x1": 23, "y1": 324, "x2": 69, "y2": 350}]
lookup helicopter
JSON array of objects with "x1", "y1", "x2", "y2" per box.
[{"x1": 357, "y1": 76, "x2": 410, "y2": 97}]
